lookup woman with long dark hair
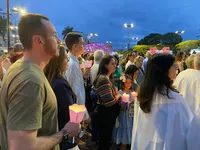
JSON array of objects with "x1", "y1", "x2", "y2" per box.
[
  {"x1": 44, "y1": 46, "x2": 79, "y2": 150},
  {"x1": 131, "y1": 54, "x2": 193, "y2": 150},
  {"x1": 93, "y1": 55, "x2": 121, "y2": 150}
]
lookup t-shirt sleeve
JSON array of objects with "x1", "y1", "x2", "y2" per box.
[{"x1": 7, "y1": 80, "x2": 44, "y2": 131}]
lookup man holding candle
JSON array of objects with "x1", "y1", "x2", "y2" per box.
[{"x1": 0, "y1": 14, "x2": 80, "y2": 150}]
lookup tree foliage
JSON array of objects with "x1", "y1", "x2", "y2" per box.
[
  {"x1": 161, "y1": 32, "x2": 182, "y2": 45},
  {"x1": 137, "y1": 33, "x2": 162, "y2": 45},
  {"x1": 175, "y1": 40, "x2": 200, "y2": 52},
  {"x1": 62, "y1": 26, "x2": 74, "y2": 39},
  {"x1": 0, "y1": 16, "x2": 7, "y2": 41}
]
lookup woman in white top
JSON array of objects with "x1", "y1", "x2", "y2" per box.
[{"x1": 131, "y1": 54, "x2": 193, "y2": 150}]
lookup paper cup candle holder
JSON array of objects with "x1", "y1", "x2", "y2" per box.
[
  {"x1": 85, "y1": 60, "x2": 93, "y2": 68},
  {"x1": 122, "y1": 93, "x2": 130, "y2": 103},
  {"x1": 69, "y1": 104, "x2": 86, "y2": 123}
]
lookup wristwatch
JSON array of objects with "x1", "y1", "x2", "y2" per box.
[{"x1": 61, "y1": 129, "x2": 69, "y2": 141}]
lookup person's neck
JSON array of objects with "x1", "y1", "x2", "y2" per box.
[
  {"x1": 106, "y1": 72, "x2": 112, "y2": 78},
  {"x1": 70, "y1": 50, "x2": 80, "y2": 59},
  {"x1": 23, "y1": 50, "x2": 50, "y2": 70},
  {"x1": 124, "y1": 88, "x2": 130, "y2": 93}
]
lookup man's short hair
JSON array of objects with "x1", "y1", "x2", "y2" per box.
[
  {"x1": 13, "y1": 43, "x2": 24, "y2": 52},
  {"x1": 65, "y1": 32, "x2": 82, "y2": 51},
  {"x1": 18, "y1": 14, "x2": 49, "y2": 49},
  {"x1": 94, "y1": 50, "x2": 104, "y2": 62}
]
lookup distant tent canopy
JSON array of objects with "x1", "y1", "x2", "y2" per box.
[
  {"x1": 190, "y1": 49, "x2": 200, "y2": 54},
  {"x1": 84, "y1": 43, "x2": 112, "y2": 54}
]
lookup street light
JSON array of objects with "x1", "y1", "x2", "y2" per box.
[
  {"x1": 12, "y1": 7, "x2": 27, "y2": 15},
  {"x1": 175, "y1": 30, "x2": 185, "y2": 35},
  {"x1": 132, "y1": 37, "x2": 139, "y2": 40},
  {"x1": 90, "y1": 33, "x2": 98, "y2": 37},
  {"x1": 124, "y1": 23, "x2": 134, "y2": 50},
  {"x1": 124, "y1": 23, "x2": 134, "y2": 28},
  {"x1": 10, "y1": 26, "x2": 18, "y2": 30},
  {"x1": 106, "y1": 41, "x2": 112, "y2": 44}
]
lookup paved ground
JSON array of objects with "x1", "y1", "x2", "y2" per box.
[{"x1": 78, "y1": 134, "x2": 130, "y2": 150}]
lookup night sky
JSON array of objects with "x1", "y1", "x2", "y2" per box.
[{"x1": 1, "y1": 0, "x2": 200, "y2": 48}]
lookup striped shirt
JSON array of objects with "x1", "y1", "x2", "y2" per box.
[{"x1": 94, "y1": 75, "x2": 118, "y2": 107}]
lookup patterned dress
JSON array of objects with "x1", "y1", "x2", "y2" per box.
[{"x1": 114, "y1": 90, "x2": 135, "y2": 145}]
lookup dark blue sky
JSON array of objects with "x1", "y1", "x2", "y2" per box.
[{"x1": 1, "y1": 0, "x2": 200, "y2": 48}]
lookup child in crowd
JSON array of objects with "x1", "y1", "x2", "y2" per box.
[{"x1": 114, "y1": 74, "x2": 137, "y2": 150}]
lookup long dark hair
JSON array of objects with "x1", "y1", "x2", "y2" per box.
[
  {"x1": 93, "y1": 55, "x2": 114, "y2": 85},
  {"x1": 138, "y1": 54, "x2": 177, "y2": 113},
  {"x1": 125, "y1": 65, "x2": 139, "y2": 79},
  {"x1": 44, "y1": 46, "x2": 66, "y2": 84}
]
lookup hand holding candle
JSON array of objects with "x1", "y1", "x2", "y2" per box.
[
  {"x1": 80, "y1": 64, "x2": 85, "y2": 69},
  {"x1": 132, "y1": 91, "x2": 138, "y2": 97},
  {"x1": 85, "y1": 60, "x2": 93, "y2": 68},
  {"x1": 131, "y1": 92, "x2": 138, "y2": 102},
  {"x1": 122, "y1": 93, "x2": 130, "y2": 103},
  {"x1": 69, "y1": 104, "x2": 86, "y2": 123}
]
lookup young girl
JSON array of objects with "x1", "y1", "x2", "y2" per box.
[{"x1": 114, "y1": 74, "x2": 138, "y2": 150}]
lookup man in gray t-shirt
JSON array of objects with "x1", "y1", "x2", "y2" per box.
[{"x1": 0, "y1": 14, "x2": 80, "y2": 150}]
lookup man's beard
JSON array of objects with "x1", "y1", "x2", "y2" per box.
[{"x1": 44, "y1": 40, "x2": 58, "y2": 58}]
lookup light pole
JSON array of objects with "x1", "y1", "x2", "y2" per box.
[
  {"x1": 124, "y1": 23, "x2": 134, "y2": 50},
  {"x1": 7, "y1": 0, "x2": 10, "y2": 48},
  {"x1": 175, "y1": 30, "x2": 185, "y2": 35}
]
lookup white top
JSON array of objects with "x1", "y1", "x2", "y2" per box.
[
  {"x1": 174, "y1": 69, "x2": 200, "y2": 115},
  {"x1": 64, "y1": 52, "x2": 89, "y2": 120},
  {"x1": 90, "y1": 61, "x2": 100, "y2": 85},
  {"x1": 125, "y1": 61, "x2": 134, "y2": 70},
  {"x1": 187, "y1": 107, "x2": 200, "y2": 150},
  {"x1": 131, "y1": 90, "x2": 193, "y2": 150}
]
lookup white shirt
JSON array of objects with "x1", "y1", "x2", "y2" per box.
[
  {"x1": 131, "y1": 90, "x2": 193, "y2": 150},
  {"x1": 187, "y1": 107, "x2": 200, "y2": 150},
  {"x1": 64, "y1": 52, "x2": 89, "y2": 120},
  {"x1": 90, "y1": 61, "x2": 100, "y2": 85},
  {"x1": 174, "y1": 69, "x2": 200, "y2": 115},
  {"x1": 125, "y1": 60, "x2": 134, "y2": 70}
]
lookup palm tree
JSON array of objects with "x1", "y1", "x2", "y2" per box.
[{"x1": 62, "y1": 26, "x2": 74, "y2": 39}]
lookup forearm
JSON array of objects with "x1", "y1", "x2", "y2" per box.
[
  {"x1": 35, "y1": 131, "x2": 63, "y2": 150},
  {"x1": 9, "y1": 131, "x2": 63, "y2": 150},
  {"x1": 0, "y1": 63, "x2": 3, "y2": 79}
]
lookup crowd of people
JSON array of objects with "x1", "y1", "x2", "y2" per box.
[{"x1": 0, "y1": 13, "x2": 200, "y2": 150}]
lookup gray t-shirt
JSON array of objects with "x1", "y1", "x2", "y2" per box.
[{"x1": 0, "y1": 59, "x2": 59, "y2": 150}]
